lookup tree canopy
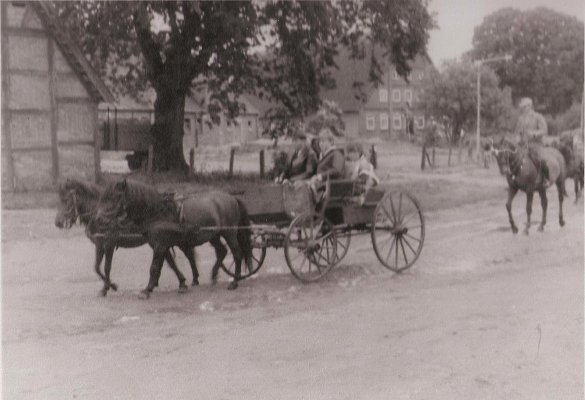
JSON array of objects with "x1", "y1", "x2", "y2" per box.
[
  {"x1": 421, "y1": 60, "x2": 515, "y2": 143},
  {"x1": 53, "y1": 0, "x2": 435, "y2": 171},
  {"x1": 470, "y1": 7, "x2": 584, "y2": 116}
]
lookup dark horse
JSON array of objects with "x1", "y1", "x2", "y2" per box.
[
  {"x1": 558, "y1": 139, "x2": 584, "y2": 202},
  {"x1": 488, "y1": 138, "x2": 567, "y2": 234},
  {"x1": 94, "y1": 179, "x2": 253, "y2": 298},
  {"x1": 55, "y1": 178, "x2": 198, "y2": 296}
]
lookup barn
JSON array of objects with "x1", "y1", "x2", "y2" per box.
[{"x1": 1, "y1": 1, "x2": 113, "y2": 193}]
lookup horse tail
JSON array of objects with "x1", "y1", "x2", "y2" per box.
[{"x1": 235, "y1": 198, "x2": 253, "y2": 269}]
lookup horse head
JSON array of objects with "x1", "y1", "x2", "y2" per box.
[
  {"x1": 55, "y1": 178, "x2": 101, "y2": 229},
  {"x1": 490, "y1": 138, "x2": 517, "y2": 176}
]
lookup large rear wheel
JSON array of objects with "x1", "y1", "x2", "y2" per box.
[
  {"x1": 371, "y1": 191, "x2": 425, "y2": 272},
  {"x1": 284, "y1": 211, "x2": 337, "y2": 283}
]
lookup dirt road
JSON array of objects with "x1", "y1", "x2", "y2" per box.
[{"x1": 2, "y1": 187, "x2": 583, "y2": 399}]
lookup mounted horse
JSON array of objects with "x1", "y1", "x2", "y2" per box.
[
  {"x1": 94, "y1": 179, "x2": 253, "y2": 298},
  {"x1": 487, "y1": 138, "x2": 567, "y2": 234},
  {"x1": 55, "y1": 178, "x2": 198, "y2": 296}
]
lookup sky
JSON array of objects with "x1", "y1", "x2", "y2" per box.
[{"x1": 427, "y1": 0, "x2": 584, "y2": 66}]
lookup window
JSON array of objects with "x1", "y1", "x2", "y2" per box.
[
  {"x1": 366, "y1": 113, "x2": 376, "y2": 131},
  {"x1": 392, "y1": 114, "x2": 402, "y2": 130},
  {"x1": 392, "y1": 89, "x2": 401, "y2": 102},
  {"x1": 379, "y1": 89, "x2": 388, "y2": 103},
  {"x1": 405, "y1": 89, "x2": 413, "y2": 103},
  {"x1": 393, "y1": 70, "x2": 399, "y2": 80},
  {"x1": 414, "y1": 90, "x2": 420, "y2": 103},
  {"x1": 416, "y1": 116, "x2": 425, "y2": 129},
  {"x1": 380, "y1": 113, "x2": 389, "y2": 130}
]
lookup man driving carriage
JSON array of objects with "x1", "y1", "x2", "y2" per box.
[
  {"x1": 514, "y1": 97, "x2": 550, "y2": 186},
  {"x1": 275, "y1": 130, "x2": 317, "y2": 183}
]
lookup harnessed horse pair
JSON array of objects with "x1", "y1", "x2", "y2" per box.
[{"x1": 55, "y1": 178, "x2": 252, "y2": 298}]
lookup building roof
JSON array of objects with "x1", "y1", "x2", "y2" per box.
[{"x1": 31, "y1": 2, "x2": 114, "y2": 103}]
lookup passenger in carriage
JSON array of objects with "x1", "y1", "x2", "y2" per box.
[
  {"x1": 276, "y1": 130, "x2": 317, "y2": 183},
  {"x1": 345, "y1": 142, "x2": 380, "y2": 205},
  {"x1": 345, "y1": 142, "x2": 379, "y2": 186},
  {"x1": 293, "y1": 127, "x2": 345, "y2": 202}
]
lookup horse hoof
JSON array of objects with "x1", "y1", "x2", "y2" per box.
[
  {"x1": 99, "y1": 289, "x2": 108, "y2": 297},
  {"x1": 110, "y1": 283, "x2": 118, "y2": 292},
  {"x1": 560, "y1": 220, "x2": 565, "y2": 227},
  {"x1": 211, "y1": 277, "x2": 218, "y2": 286},
  {"x1": 523, "y1": 229, "x2": 529, "y2": 236},
  {"x1": 538, "y1": 226, "x2": 544, "y2": 232},
  {"x1": 138, "y1": 290, "x2": 151, "y2": 300},
  {"x1": 227, "y1": 282, "x2": 239, "y2": 291},
  {"x1": 178, "y1": 285, "x2": 188, "y2": 294},
  {"x1": 192, "y1": 279, "x2": 199, "y2": 286},
  {"x1": 511, "y1": 227, "x2": 518, "y2": 234}
]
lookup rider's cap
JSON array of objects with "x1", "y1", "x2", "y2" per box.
[{"x1": 519, "y1": 97, "x2": 533, "y2": 108}]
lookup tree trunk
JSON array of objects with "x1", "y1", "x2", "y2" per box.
[{"x1": 151, "y1": 89, "x2": 188, "y2": 172}]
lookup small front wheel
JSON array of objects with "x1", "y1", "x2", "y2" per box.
[
  {"x1": 371, "y1": 191, "x2": 425, "y2": 272},
  {"x1": 220, "y1": 231, "x2": 266, "y2": 279},
  {"x1": 284, "y1": 212, "x2": 336, "y2": 283}
]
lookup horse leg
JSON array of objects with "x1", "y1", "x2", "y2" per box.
[
  {"x1": 538, "y1": 189, "x2": 547, "y2": 232},
  {"x1": 524, "y1": 190, "x2": 534, "y2": 235},
  {"x1": 558, "y1": 181, "x2": 565, "y2": 227},
  {"x1": 139, "y1": 251, "x2": 165, "y2": 300},
  {"x1": 179, "y1": 245, "x2": 199, "y2": 286},
  {"x1": 506, "y1": 187, "x2": 519, "y2": 234},
  {"x1": 93, "y1": 245, "x2": 108, "y2": 296},
  {"x1": 209, "y1": 237, "x2": 227, "y2": 286},
  {"x1": 163, "y1": 250, "x2": 188, "y2": 293},
  {"x1": 223, "y1": 232, "x2": 243, "y2": 291},
  {"x1": 574, "y1": 177, "x2": 579, "y2": 203}
]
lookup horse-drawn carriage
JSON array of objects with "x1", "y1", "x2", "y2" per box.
[
  {"x1": 56, "y1": 175, "x2": 425, "y2": 297},
  {"x1": 219, "y1": 180, "x2": 426, "y2": 283}
]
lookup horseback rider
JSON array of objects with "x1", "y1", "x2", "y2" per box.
[{"x1": 514, "y1": 97, "x2": 550, "y2": 186}]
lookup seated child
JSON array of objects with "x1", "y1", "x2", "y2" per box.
[{"x1": 345, "y1": 142, "x2": 379, "y2": 205}]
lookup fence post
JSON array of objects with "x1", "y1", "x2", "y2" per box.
[
  {"x1": 370, "y1": 144, "x2": 377, "y2": 169},
  {"x1": 432, "y1": 147, "x2": 436, "y2": 168},
  {"x1": 147, "y1": 145, "x2": 154, "y2": 176},
  {"x1": 228, "y1": 147, "x2": 235, "y2": 178},
  {"x1": 259, "y1": 149, "x2": 265, "y2": 178},
  {"x1": 421, "y1": 144, "x2": 426, "y2": 170},
  {"x1": 189, "y1": 148, "x2": 195, "y2": 180}
]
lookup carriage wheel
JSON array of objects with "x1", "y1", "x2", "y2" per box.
[
  {"x1": 220, "y1": 231, "x2": 267, "y2": 279},
  {"x1": 284, "y1": 211, "x2": 337, "y2": 283},
  {"x1": 371, "y1": 191, "x2": 425, "y2": 272},
  {"x1": 328, "y1": 229, "x2": 351, "y2": 264}
]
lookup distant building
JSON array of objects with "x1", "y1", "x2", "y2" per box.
[
  {"x1": 99, "y1": 89, "x2": 262, "y2": 160},
  {"x1": 1, "y1": 1, "x2": 113, "y2": 192},
  {"x1": 320, "y1": 49, "x2": 434, "y2": 140}
]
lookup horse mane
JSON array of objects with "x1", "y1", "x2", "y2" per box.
[
  {"x1": 60, "y1": 177, "x2": 102, "y2": 199},
  {"x1": 103, "y1": 179, "x2": 178, "y2": 221}
]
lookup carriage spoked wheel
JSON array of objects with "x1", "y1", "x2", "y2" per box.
[
  {"x1": 371, "y1": 191, "x2": 425, "y2": 272},
  {"x1": 220, "y1": 231, "x2": 267, "y2": 279},
  {"x1": 284, "y1": 211, "x2": 337, "y2": 283},
  {"x1": 327, "y1": 229, "x2": 351, "y2": 265}
]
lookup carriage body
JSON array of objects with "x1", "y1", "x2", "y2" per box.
[{"x1": 225, "y1": 179, "x2": 425, "y2": 283}]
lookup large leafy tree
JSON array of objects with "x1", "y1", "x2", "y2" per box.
[
  {"x1": 421, "y1": 60, "x2": 515, "y2": 143},
  {"x1": 54, "y1": 1, "x2": 434, "y2": 171},
  {"x1": 470, "y1": 7, "x2": 584, "y2": 116}
]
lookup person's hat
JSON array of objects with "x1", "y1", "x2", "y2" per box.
[{"x1": 519, "y1": 98, "x2": 533, "y2": 108}]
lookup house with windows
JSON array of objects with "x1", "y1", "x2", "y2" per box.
[{"x1": 320, "y1": 49, "x2": 434, "y2": 140}]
